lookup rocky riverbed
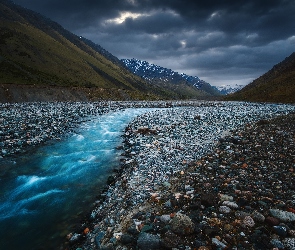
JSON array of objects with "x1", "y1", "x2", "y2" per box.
[
  {"x1": 0, "y1": 100, "x2": 184, "y2": 159},
  {"x1": 63, "y1": 102, "x2": 295, "y2": 250}
]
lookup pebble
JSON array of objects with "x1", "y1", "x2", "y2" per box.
[
  {"x1": 137, "y1": 232, "x2": 161, "y2": 250},
  {"x1": 212, "y1": 237, "x2": 227, "y2": 249},
  {"x1": 242, "y1": 216, "x2": 255, "y2": 228},
  {"x1": 219, "y1": 206, "x2": 231, "y2": 214},
  {"x1": 273, "y1": 226, "x2": 288, "y2": 237},
  {"x1": 270, "y1": 239, "x2": 285, "y2": 249},
  {"x1": 220, "y1": 194, "x2": 234, "y2": 202},
  {"x1": 251, "y1": 211, "x2": 265, "y2": 222},
  {"x1": 270, "y1": 209, "x2": 295, "y2": 222},
  {"x1": 170, "y1": 213, "x2": 195, "y2": 235},
  {"x1": 283, "y1": 238, "x2": 295, "y2": 250},
  {"x1": 222, "y1": 201, "x2": 239, "y2": 209}
]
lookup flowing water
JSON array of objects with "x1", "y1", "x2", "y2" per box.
[{"x1": 0, "y1": 108, "x2": 153, "y2": 250}]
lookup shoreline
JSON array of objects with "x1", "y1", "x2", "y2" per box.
[
  {"x1": 0, "y1": 100, "x2": 211, "y2": 159},
  {"x1": 64, "y1": 102, "x2": 295, "y2": 250}
]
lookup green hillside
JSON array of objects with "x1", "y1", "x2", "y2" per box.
[{"x1": 0, "y1": 0, "x2": 168, "y2": 101}]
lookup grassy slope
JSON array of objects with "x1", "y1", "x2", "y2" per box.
[
  {"x1": 226, "y1": 52, "x2": 295, "y2": 103},
  {"x1": 0, "y1": 2, "x2": 168, "y2": 100}
]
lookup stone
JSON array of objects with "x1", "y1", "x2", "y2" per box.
[
  {"x1": 219, "y1": 206, "x2": 231, "y2": 214},
  {"x1": 273, "y1": 226, "x2": 288, "y2": 237},
  {"x1": 241, "y1": 216, "x2": 255, "y2": 228},
  {"x1": 120, "y1": 234, "x2": 135, "y2": 244},
  {"x1": 170, "y1": 213, "x2": 195, "y2": 235},
  {"x1": 222, "y1": 201, "x2": 239, "y2": 209},
  {"x1": 270, "y1": 239, "x2": 284, "y2": 249},
  {"x1": 212, "y1": 238, "x2": 227, "y2": 249},
  {"x1": 137, "y1": 232, "x2": 161, "y2": 250},
  {"x1": 223, "y1": 224, "x2": 233, "y2": 232},
  {"x1": 219, "y1": 194, "x2": 234, "y2": 202},
  {"x1": 235, "y1": 211, "x2": 250, "y2": 219},
  {"x1": 141, "y1": 224, "x2": 153, "y2": 233},
  {"x1": 251, "y1": 211, "x2": 265, "y2": 222},
  {"x1": 161, "y1": 231, "x2": 181, "y2": 249},
  {"x1": 95, "y1": 232, "x2": 105, "y2": 248},
  {"x1": 100, "y1": 243, "x2": 115, "y2": 250},
  {"x1": 201, "y1": 193, "x2": 218, "y2": 207},
  {"x1": 269, "y1": 209, "x2": 295, "y2": 222},
  {"x1": 265, "y1": 216, "x2": 280, "y2": 226},
  {"x1": 283, "y1": 238, "x2": 295, "y2": 250},
  {"x1": 69, "y1": 233, "x2": 81, "y2": 242},
  {"x1": 159, "y1": 214, "x2": 171, "y2": 223}
]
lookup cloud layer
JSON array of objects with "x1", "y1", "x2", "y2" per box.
[{"x1": 12, "y1": 0, "x2": 295, "y2": 86}]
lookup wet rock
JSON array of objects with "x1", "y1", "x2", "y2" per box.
[
  {"x1": 222, "y1": 201, "x2": 238, "y2": 209},
  {"x1": 137, "y1": 232, "x2": 161, "y2": 250},
  {"x1": 265, "y1": 216, "x2": 280, "y2": 226},
  {"x1": 159, "y1": 214, "x2": 171, "y2": 223},
  {"x1": 170, "y1": 213, "x2": 195, "y2": 235},
  {"x1": 269, "y1": 209, "x2": 295, "y2": 222},
  {"x1": 283, "y1": 238, "x2": 295, "y2": 250},
  {"x1": 201, "y1": 193, "x2": 218, "y2": 207},
  {"x1": 219, "y1": 194, "x2": 234, "y2": 202},
  {"x1": 241, "y1": 216, "x2": 255, "y2": 228},
  {"x1": 203, "y1": 226, "x2": 220, "y2": 237},
  {"x1": 251, "y1": 211, "x2": 265, "y2": 222},
  {"x1": 273, "y1": 226, "x2": 288, "y2": 237},
  {"x1": 95, "y1": 232, "x2": 105, "y2": 248},
  {"x1": 161, "y1": 231, "x2": 181, "y2": 249},
  {"x1": 219, "y1": 206, "x2": 231, "y2": 214},
  {"x1": 212, "y1": 238, "x2": 227, "y2": 249},
  {"x1": 120, "y1": 234, "x2": 135, "y2": 245},
  {"x1": 270, "y1": 239, "x2": 284, "y2": 249}
]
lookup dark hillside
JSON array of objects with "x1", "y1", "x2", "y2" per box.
[
  {"x1": 226, "y1": 52, "x2": 295, "y2": 103},
  {"x1": 0, "y1": 0, "x2": 167, "y2": 101}
]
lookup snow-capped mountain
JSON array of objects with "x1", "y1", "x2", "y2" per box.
[
  {"x1": 121, "y1": 58, "x2": 221, "y2": 96},
  {"x1": 216, "y1": 84, "x2": 245, "y2": 95}
]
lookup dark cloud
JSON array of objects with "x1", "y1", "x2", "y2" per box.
[{"x1": 11, "y1": 0, "x2": 295, "y2": 86}]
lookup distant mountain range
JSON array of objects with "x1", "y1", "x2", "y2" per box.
[
  {"x1": 122, "y1": 58, "x2": 221, "y2": 98},
  {"x1": 216, "y1": 84, "x2": 245, "y2": 95},
  {"x1": 227, "y1": 52, "x2": 295, "y2": 103}
]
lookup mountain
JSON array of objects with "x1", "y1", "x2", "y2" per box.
[
  {"x1": 216, "y1": 84, "x2": 245, "y2": 95},
  {"x1": 0, "y1": 0, "x2": 171, "y2": 102},
  {"x1": 226, "y1": 52, "x2": 295, "y2": 103},
  {"x1": 121, "y1": 58, "x2": 222, "y2": 99}
]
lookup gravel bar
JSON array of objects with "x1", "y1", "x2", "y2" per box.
[{"x1": 63, "y1": 101, "x2": 295, "y2": 250}]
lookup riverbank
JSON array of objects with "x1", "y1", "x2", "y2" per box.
[
  {"x1": 0, "y1": 100, "x2": 182, "y2": 160},
  {"x1": 65, "y1": 102, "x2": 295, "y2": 250}
]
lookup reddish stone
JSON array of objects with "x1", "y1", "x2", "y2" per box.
[
  {"x1": 287, "y1": 208, "x2": 295, "y2": 214},
  {"x1": 242, "y1": 163, "x2": 248, "y2": 168},
  {"x1": 265, "y1": 216, "x2": 280, "y2": 226}
]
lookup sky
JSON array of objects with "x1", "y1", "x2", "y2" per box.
[{"x1": 11, "y1": 0, "x2": 295, "y2": 87}]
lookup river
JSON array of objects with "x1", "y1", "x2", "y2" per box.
[{"x1": 0, "y1": 108, "x2": 154, "y2": 250}]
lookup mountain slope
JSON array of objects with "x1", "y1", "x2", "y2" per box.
[
  {"x1": 226, "y1": 52, "x2": 295, "y2": 103},
  {"x1": 121, "y1": 58, "x2": 222, "y2": 99},
  {"x1": 0, "y1": 0, "x2": 166, "y2": 101}
]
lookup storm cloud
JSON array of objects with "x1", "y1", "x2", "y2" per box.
[{"x1": 12, "y1": 0, "x2": 295, "y2": 86}]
